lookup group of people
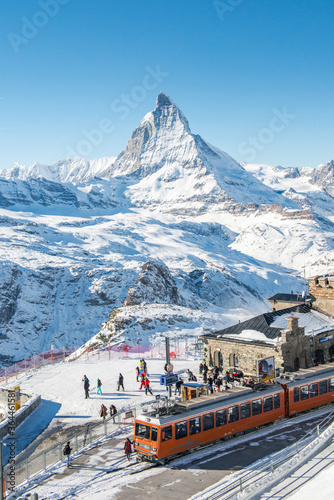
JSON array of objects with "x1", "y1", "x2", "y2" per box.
[
  {"x1": 82, "y1": 373, "x2": 125, "y2": 399},
  {"x1": 137, "y1": 360, "x2": 153, "y2": 395},
  {"x1": 99, "y1": 403, "x2": 117, "y2": 421}
]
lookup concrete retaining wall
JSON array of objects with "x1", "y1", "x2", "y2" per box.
[{"x1": 0, "y1": 388, "x2": 41, "y2": 440}]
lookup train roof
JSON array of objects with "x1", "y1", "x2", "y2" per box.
[
  {"x1": 136, "y1": 384, "x2": 284, "y2": 426},
  {"x1": 276, "y1": 363, "x2": 334, "y2": 386}
]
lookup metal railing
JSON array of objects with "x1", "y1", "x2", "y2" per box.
[
  {"x1": 200, "y1": 410, "x2": 334, "y2": 500},
  {"x1": 4, "y1": 404, "x2": 148, "y2": 490}
]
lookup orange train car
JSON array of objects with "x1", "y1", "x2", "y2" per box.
[{"x1": 133, "y1": 363, "x2": 334, "y2": 463}]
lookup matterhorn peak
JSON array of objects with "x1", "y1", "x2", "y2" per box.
[{"x1": 156, "y1": 91, "x2": 173, "y2": 108}]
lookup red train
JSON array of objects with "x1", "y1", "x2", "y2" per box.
[{"x1": 133, "y1": 363, "x2": 334, "y2": 463}]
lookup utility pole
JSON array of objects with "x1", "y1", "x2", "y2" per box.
[
  {"x1": 165, "y1": 337, "x2": 171, "y2": 398},
  {"x1": 0, "y1": 441, "x2": 3, "y2": 500}
]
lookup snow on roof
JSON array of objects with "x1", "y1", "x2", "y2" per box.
[
  {"x1": 270, "y1": 309, "x2": 334, "y2": 335},
  {"x1": 224, "y1": 329, "x2": 276, "y2": 345}
]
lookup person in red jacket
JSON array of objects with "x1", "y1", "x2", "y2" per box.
[{"x1": 144, "y1": 377, "x2": 153, "y2": 395}]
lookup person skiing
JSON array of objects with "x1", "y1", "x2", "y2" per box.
[
  {"x1": 135, "y1": 366, "x2": 140, "y2": 382},
  {"x1": 63, "y1": 441, "x2": 72, "y2": 468},
  {"x1": 97, "y1": 378, "x2": 102, "y2": 395},
  {"x1": 83, "y1": 375, "x2": 90, "y2": 399},
  {"x1": 117, "y1": 373, "x2": 124, "y2": 391},
  {"x1": 100, "y1": 404, "x2": 107, "y2": 421},
  {"x1": 144, "y1": 377, "x2": 153, "y2": 396},
  {"x1": 124, "y1": 437, "x2": 132, "y2": 461}
]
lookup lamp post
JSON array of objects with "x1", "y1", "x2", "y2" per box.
[{"x1": 0, "y1": 441, "x2": 4, "y2": 500}]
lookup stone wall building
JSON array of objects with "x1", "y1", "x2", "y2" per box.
[
  {"x1": 201, "y1": 304, "x2": 334, "y2": 376},
  {"x1": 268, "y1": 293, "x2": 311, "y2": 312},
  {"x1": 308, "y1": 274, "x2": 334, "y2": 317}
]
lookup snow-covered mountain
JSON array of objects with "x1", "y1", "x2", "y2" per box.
[{"x1": 0, "y1": 92, "x2": 333, "y2": 366}]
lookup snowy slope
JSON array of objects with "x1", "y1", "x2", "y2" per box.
[{"x1": 0, "y1": 93, "x2": 333, "y2": 366}]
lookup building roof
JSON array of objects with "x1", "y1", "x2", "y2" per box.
[
  {"x1": 203, "y1": 304, "x2": 334, "y2": 344},
  {"x1": 268, "y1": 293, "x2": 311, "y2": 302}
]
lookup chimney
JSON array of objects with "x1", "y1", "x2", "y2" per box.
[{"x1": 287, "y1": 316, "x2": 298, "y2": 333}]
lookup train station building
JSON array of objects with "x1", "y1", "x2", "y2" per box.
[{"x1": 201, "y1": 274, "x2": 334, "y2": 376}]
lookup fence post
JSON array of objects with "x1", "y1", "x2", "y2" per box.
[
  {"x1": 270, "y1": 459, "x2": 274, "y2": 473},
  {"x1": 43, "y1": 451, "x2": 46, "y2": 470},
  {"x1": 25, "y1": 459, "x2": 29, "y2": 480},
  {"x1": 317, "y1": 424, "x2": 320, "y2": 436},
  {"x1": 104, "y1": 420, "x2": 107, "y2": 436},
  {"x1": 59, "y1": 443, "x2": 63, "y2": 461},
  {"x1": 89, "y1": 425, "x2": 92, "y2": 444},
  {"x1": 239, "y1": 478, "x2": 243, "y2": 492},
  {"x1": 75, "y1": 435, "x2": 78, "y2": 452},
  {"x1": 296, "y1": 441, "x2": 299, "y2": 454}
]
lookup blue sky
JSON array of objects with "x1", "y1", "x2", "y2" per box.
[{"x1": 1, "y1": 0, "x2": 333, "y2": 169}]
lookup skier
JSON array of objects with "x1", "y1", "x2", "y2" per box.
[
  {"x1": 124, "y1": 437, "x2": 132, "y2": 461},
  {"x1": 97, "y1": 378, "x2": 102, "y2": 395},
  {"x1": 135, "y1": 366, "x2": 140, "y2": 382},
  {"x1": 117, "y1": 373, "x2": 124, "y2": 391},
  {"x1": 83, "y1": 375, "x2": 90, "y2": 399},
  {"x1": 100, "y1": 404, "x2": 107, "y2": 421},
  {"x1": 63, "y1": 441, "x2": 72, "y2": 468}
]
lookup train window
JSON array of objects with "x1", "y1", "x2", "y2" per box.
[
  {"x1": 300, "y1": 385, "x2": 309, "y2": 400},
  {"x1": 274, "y1": 394, "x2": 280, "y2": 409},
  {"x1": 263, "y1": 396, "x2": 273, "y2": 412},
  {"x1": 329, "y1": 378, "x2": 334, "y2": 391},
  {"x1": 310, "y1": 382, "x2": 319, "y2": 398},
  {"x1": 240, "y1": 402, "x2": 251, "y2": 419},
  {"x1": 293, "y1": 387, "x2": 300, "y2": 402},
  {"x1": 161, "y1": 425, "x2": 172, "y2": 442},
  {"x1": 135, "y1": 423, "x2": 151, "y2": 440},
  {"x1": 175, "y1": 421, "x2": 188, "y2": 440},
  {"x1": 203, "y1": 412, "x2": 214, "y2": 431},
  {"x1": 151, "y1": 427, "x2": 158, "y2": 442},
  {"x1": 189, "y1": 417, "x2": 201, "y2": 435},
  {"x1": 216, "y1": 409, "x2": 227, "y2": 426},
  {"x1": 252, "y1": 398, "x2": 262, "y2": 416},
  {"x1": 320, "y1": 379, "x2": 328, "y2": 394},
  {"x1": 228, "y1": 405, "x2": 239, "y2": 423}
]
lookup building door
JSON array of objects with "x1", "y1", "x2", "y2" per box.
[
  {"x1": 229, "y1": 353, "x2": 235, "y2": 368},
  {"x1": 315, "y1": 349, "x2": 324, "y2": 364},
  {"x1": 294, "y1": 357, "x2": 300, "y2": 371},
  {"x1": 329, "y1": 344, "x2": 334, "y2": 362},
  {"x1": 214, "y1": 351, "x2": 223, "y2": 371}
]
